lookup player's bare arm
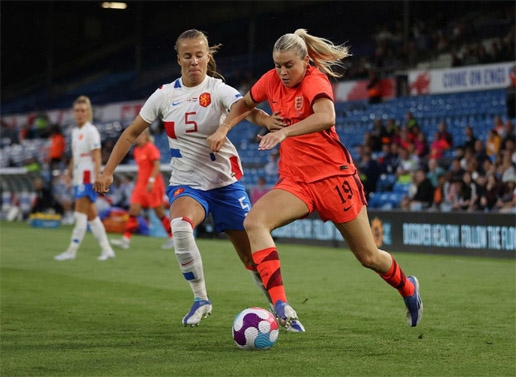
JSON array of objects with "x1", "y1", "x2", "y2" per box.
[
  {"x1": 94, "y1": 115, "x2": 150, "y2": 193},
  {"x1": 258, "y1": 97, "x2": 335, "y2": 150}
]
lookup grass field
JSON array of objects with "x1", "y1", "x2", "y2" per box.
[{"x1": 1, "y1": 221, "x2": 515, "y2": 377}]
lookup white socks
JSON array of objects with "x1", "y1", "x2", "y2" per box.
[
  {"x1": 68, "y1": 212, "x2": 88, "y2": 254},
  {"x1": 88, "y1": 216, "x2": 113, "y2": 252},
  {"x1": 172, "y1": 217, "x2": 207, "y2": 300}
]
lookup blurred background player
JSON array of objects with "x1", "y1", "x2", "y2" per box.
[
  {"x1": 94, "y1": 29, "x2": 286, "y2": 327},
  {"x1": 110, "y1": 129, "x2": 174, "y2": 249},
  {"x1": 54, "y1": 95, "x2": 115, "y2": 261}
]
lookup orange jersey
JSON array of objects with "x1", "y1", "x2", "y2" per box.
[
  {"x1": 250, "y1": 65, "x2": 356, "y2": 183},
  {"x1": 133, "y1": 142, "x2": 165, "y2": 188}
]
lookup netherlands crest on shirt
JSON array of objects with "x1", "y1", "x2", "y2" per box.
[
  {"x1": 199, "y1": 92, "x2": 211, "y2": 107},
  {"x1": 295, "y1": 96, "x2": 303, "y2": 111}
]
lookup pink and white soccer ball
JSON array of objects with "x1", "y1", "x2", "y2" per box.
[{"x1": 232, "y1": 307, "x2": 279, "y2": 350}]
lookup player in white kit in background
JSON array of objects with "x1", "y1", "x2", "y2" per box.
[
  {"x1": 94, "y1": 29, "x2": 286, "y2": 327},
  {"x1": 54, "y1": 95, "x2": 116, "y2": 261}
]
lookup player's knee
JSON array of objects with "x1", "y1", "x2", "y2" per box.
[
  {"x1": 171, "y1": 217, "x2": 194, "y2": 240},
  {"x1": 243, "y1": 212, "x2": 264, "y2": 233},
  {"x1": 355, "y1": 251, "x2": 382, "y2": 270}
]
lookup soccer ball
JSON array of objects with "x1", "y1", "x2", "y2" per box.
[{"x1": 232, "y1": 307, "x2": 279, "y2": 350}]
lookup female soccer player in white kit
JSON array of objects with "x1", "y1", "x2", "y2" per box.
[
  {"x1": 94, "y1": 29, "x2": 285, "y2": 327},
  {"x1": 54, "y1": 95, "x2": 116, "y2": 261}
]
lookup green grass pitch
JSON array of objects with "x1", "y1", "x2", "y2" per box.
[{"x1": 1, "y1": 221, "x2": 515, "y2": 377}]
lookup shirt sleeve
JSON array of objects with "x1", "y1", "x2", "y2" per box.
[
  {"x1": 89, "y1": 127, "x2": 102, "y2": 151},
  {"x1": 217, "y1": 81, "x2": 243, "y2": 112},
  {"x1": 303, "y1": 71, "x2": 334, "y2": 105},
  {"x1": 249, "y1": 70, "x2": 275, "y2": 104},
  {"x1": 140, "y1": 87, "x2": 165, "y2": 124}
]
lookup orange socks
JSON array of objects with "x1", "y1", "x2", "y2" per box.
[
  {"x1": 380, "y1": 256, "x2": 414, "y2": 297},
  {"x1": 160, "y1": 215, "x2": 173, "y2": 238},
  {"x1": 123, "y1": 215, "x2": 138, "y2": 239},
  {"x1": 253, "y1": 247, "x2": 287, "y2": 305}
]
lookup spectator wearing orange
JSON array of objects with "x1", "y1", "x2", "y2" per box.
[
  {"x1": 366, "y1": 70, "x2": 382, "y2": 104},
  {"x1": 485, "y1": 129, "x2": 502, "y2": 160},
  {"x1": 48, "y1": 124, "x2": 66, "y2": 171}
]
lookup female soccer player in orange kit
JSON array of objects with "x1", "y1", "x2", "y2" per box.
[
  {"x1": 110, "y1": 129, "x2": 174, "y2": 250},
  {"x1": 208, "y1": 29, "x2": 423, "y2": 330}
]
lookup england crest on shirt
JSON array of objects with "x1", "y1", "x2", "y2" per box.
[{"x1": 295, "y1": 96, "x2": 303, "y2": 111}]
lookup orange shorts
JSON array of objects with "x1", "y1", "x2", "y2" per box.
[
  {"x1": 274, "y1": 172, "x2": 367, "y2": 223},
  {"x1": 130, "y1": 183, "x2": 166, "y2": 208}
]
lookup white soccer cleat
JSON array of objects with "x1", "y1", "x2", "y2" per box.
[
  {"x1": 273, "y1": 300, "x2": 306, "y2": 332},
  {"x1": 97, "y1": 249, "x2": 115, "y2": 261},
  {"x1": 182, "y1": 298, "x2": 212, "y2": 327},
  {"x1": 161, "y1": 238, "x2": 175, "y2": 250},
  {"x1": 110, "y1": 237, "x2": 130, "y2": 249},
  {"x1": 54, "y1": 250, "x2": 76, "y2": 261}
]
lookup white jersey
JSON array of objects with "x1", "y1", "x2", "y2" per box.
[
  {"x1": 139, "y1": 76, "x2": 243, "y2": 190},
  {"x1": 71, "y1": 122, "x2": 101, "y2": 186}
]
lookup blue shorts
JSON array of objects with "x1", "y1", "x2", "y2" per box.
[
  {"x1": 166, "y1": 181, "x2": 251, "y2": 233},
  {"x1": 74, "y1": 184, "x2": 98, "y2": 202}
]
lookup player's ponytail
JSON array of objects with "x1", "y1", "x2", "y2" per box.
[{"x1": 274, "y1": 29, "x2": 351, "y2": 78}]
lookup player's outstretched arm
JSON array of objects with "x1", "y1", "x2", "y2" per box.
[{"x1": 94, "y1": 115, "x2": 149, "y2": 194}]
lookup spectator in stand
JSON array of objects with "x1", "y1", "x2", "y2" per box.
[
  {"x1": 368, "y1": 118, "x2": 389, "y2": 152},
  {"x1": 385, "y1": 118, "x2": 398, "y2": 141},
  {"x1": 451, "y1": 51, "x2": 463, "y2": 67},
  {"x1": 436, "y1": 121, "x2": 453, "y2": 149},
  {"x1": 503, "y1": 137, "x2": 516, "y2": 165},
  {"x1": 47, "y1": 124, "x2": 66, "y2": 171},
  {"x1": 413, "y1": 127, "x2": 429, "y2": 158},
  {"x1": 30, "y1": 176, "x2": 64, "y2": 216},
  {"x1": 430, "y1": 173, "x2": 447, "y2": 211},
  {"x1": 366, "y1": 70, "x2": 382, "y2": 104},
  {"x1": 397, "y1": 127, "x2": 412, "y2": 151},
  {"x1": 459, "y1": 146, "x2": 474, "y2": 171},
  {"x1": 251, "y1": 176, "x2": 269, "y2": 205},
  {"x1": 395, "y1": 146, "x2": 418, "y2": 184},
  {"x1": 495, "y1": 175, "x2": 516, "y2": 213},
  {"x1": 461, "y1": 125, "x2": 477, "y2": 151},
  {"x1": 501, "y1": 120, "x2": 515, "y2": 150},
  {"x1": 357, "y1": 148, "x2": 382, "y2": 200},
  {"x1": 429, "y1": 131, "x2": 451, "y2": 160},
  {"x1": 400, "y1": 168, "x2": 434, "y2": 211},
  {"x1": 485, "y1": 129, "x2": 502, "y2": 161},
  {"x1": 426, "y1": 158, "x2": 445, "y2": 188},
  {"x1": 378, "y1": 142, "x2": 399, "y2": 175},
  {"x1": 449, "y1": 158, "x2": 465, "y2": 182},
  {"x1": 506, "y1": 64, "x2": 516, "y2": 118},
  {"x1": 492, "y1": 115, "x2": 505, "y2": 138},
  {"x1": 498, "y1": 149, "x2": 515, "y2": 184},
  {"x1": 453, "y1": 171, "x2": 477, "y2": 211},
  {"x1": 473, "y1": 139, "x2": 489, "y2": 171},
  {"x1": 0, "y1": 119, "x2": 20, "y2": 146},
  {"x1": 478, "y1": 174, "x2": 505, "y2": 211},
  {"x1": 404, "y1": 111, "x2": 419, "y2": 131}
]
